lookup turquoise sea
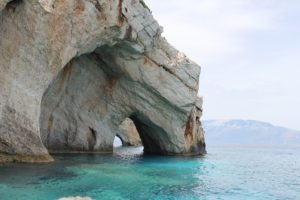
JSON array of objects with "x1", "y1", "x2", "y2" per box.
[{"x1": 0, "y1": 146, "x2": 299, "y2": 200}]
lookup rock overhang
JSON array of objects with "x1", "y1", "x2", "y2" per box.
[{"x1": 0, "y1": 0, "x2": 206, "y2": 162}]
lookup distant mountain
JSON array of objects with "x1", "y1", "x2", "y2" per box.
[{"x1": 203, "y1": 120, "x2": 300, "y2": 147}]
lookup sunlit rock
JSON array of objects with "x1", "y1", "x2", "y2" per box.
[
  {"x1": 0, "y1": 0, "x2": 206, "y2": 162},
  {"x1": 117, "y1": 118, "x2": 142, "y2": 146}
]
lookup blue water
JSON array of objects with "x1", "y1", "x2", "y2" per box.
[{"x1": 0, "y1": 146, "x2": 299, "y2": 200}]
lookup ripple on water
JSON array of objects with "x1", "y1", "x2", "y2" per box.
[{"x1": 0, "y1": 146, "x2": 299, "y2": 200}]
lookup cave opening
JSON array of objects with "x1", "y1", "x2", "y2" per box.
[
  {"x1": 5, "y1": 0, "x2": 23, "y2": 12},
  {"x1": 113, "y1": 118, "x2": 145, "y2": 156},
  {"x1": 114, "y1": 117, "x2": 143, "y2": 147},
  {"x1": 39, "y1": 46, "x2": 166, "y2": 156},
  {"x1": 128, "y1": 114, "x2": 169, "y2": 155},
  {"x1": 113, "y1": 135, "x2": 123, "y2": 148}
]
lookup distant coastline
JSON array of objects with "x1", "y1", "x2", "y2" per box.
[{"x1": 203, "y1": 119, "x2": 300, "y2": 148}]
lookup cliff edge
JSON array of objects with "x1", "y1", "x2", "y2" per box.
[{"x1": 0, "y1": 0, "x2": 205, "y2": 162}]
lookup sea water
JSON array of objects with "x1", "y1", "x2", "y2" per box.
[{"x1": 0, "y1": 146, "x2": 299, "y2": 200}]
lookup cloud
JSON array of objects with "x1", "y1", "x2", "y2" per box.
[
  {"x1": 145, "y1": 0, "x2": 300, "y2": 130},
  {"x1": 146, "y1": 0, "x2": 276, "y2": 64}
]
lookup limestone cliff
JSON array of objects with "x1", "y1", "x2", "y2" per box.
[{"x1": 0, "y1": 0, "x2": 206, "y2": 162}]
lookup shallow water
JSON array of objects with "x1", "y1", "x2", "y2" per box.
[{"x1": 0, "y1": 146, "x2": 299, "y2": 200}]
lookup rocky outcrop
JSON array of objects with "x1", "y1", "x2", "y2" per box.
[
  {"x1": 117, "y1": 118, "x2": 142, "y2": 146},
  {"x1": 0, "y1": 0, "x2": 205, "y2": 162}
]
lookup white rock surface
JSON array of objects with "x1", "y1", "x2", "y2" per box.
[{"x1": 0, "y1": 0, "x2": 205, "y2": 162}]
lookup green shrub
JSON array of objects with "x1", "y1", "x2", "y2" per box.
[{"x1": 139, "y1": 0, "x2": 151, "y2": 12}]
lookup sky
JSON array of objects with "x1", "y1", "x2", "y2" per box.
[{"x1": 145, "y1": 0, "x2": 300, "y2": 130}]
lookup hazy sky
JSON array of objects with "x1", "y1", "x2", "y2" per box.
[{"x1": 145, "y1": 0, "x2": 300, "y2": 130}]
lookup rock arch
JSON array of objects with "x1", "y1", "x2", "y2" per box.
[
  {"x1": 40, "y1": 43, "x2": 205, "y2": 155},
  {"x1": 0, "y1": 0, "x2": 205, "y2": 162}
]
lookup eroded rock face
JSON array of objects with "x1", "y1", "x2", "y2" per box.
[
  {"x1": 117, "y1": 118, "x2": 142, "y2": 146},
  {"x1": 0, "y1": 0, "x2": 206, "y2": 162}
]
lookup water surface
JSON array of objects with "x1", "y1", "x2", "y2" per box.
[{"x1": 0, "y1": 146, "x2": 299, "y2": 200}]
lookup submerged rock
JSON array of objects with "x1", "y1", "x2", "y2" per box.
[{"x1": 0, "y1": 0, "x2": 206, "y2": 162}]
